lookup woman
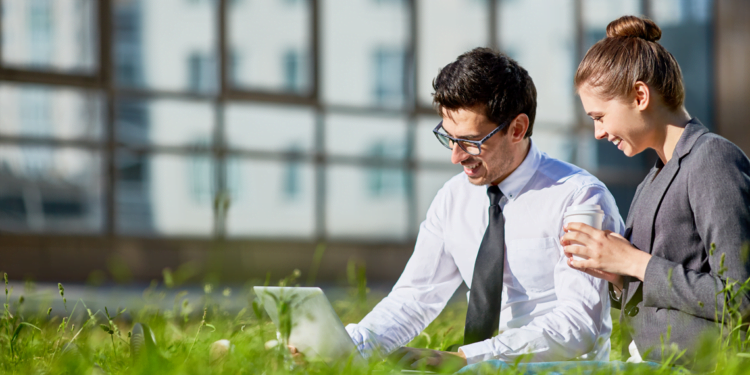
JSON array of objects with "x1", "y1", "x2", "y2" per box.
[{"x1": 562, "y1": 15, "x2": 750, "y2": 366}]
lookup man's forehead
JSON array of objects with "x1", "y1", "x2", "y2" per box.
[
  {"x1": 440, "y1": 105, "x2": 487, "y2": 120},
  {"x1": 441, "y1": 107, "x2": 493, "y2": 135}
]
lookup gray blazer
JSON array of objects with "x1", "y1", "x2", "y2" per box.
[{"x1": 616, "y1": 119, "x2": 750, "y2": 365}]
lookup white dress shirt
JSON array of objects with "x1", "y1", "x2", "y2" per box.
[{"x1": 346, "y1": 141, "x2": 625, "y2": 364}]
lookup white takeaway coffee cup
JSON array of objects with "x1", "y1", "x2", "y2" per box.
[{"x1": 563, "y1": 204, "x2": 605, "y2": 260}]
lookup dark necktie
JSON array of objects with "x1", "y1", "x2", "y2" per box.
[{"x1": 464, "y1": 185, "x2": 505, "y2": 345}]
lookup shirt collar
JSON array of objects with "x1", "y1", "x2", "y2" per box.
[{"x1": 495, "y1": 140, "x2": 541, "y2": 200}]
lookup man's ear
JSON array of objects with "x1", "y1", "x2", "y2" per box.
[
  {"x1": 509, "y1": 113, "x2": 529, "y2": 143},
  {"x1": 633, "y1": 81, "x2": 650, "y2": 110}
]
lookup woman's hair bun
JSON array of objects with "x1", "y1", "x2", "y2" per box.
[{"x1": 606, "y1": 15, "x2": 661, "y2": 42}]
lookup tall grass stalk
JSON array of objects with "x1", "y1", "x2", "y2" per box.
[{"x1": 5, "y1": 264, "x2": 750, "y2": 374}]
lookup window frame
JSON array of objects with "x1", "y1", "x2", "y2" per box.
[{"x1": 0, "y1": 0, "x2": 695, "y2": 243}]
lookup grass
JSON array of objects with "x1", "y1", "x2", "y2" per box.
[{"x1": 2, "y1": 269, "x2": 750, "y2": 375}]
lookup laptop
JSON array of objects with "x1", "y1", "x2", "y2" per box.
[{"x1": 253, "y1": 286, "x2": 366, "y2": 365}]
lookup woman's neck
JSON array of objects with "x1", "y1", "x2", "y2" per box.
[{"x1": 650, "y1": 107, "x2": 692, "y2": 164}]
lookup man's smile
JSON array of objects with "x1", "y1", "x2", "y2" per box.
[{"x1": 462, "y1": 161, "x2": 482, "y2": 176}]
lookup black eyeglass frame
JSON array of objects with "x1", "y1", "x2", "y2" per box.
[{"x1": 432, "y1": 119, "x2": 511, "y2": 156}]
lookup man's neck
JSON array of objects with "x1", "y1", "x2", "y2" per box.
[{"x1": 491, "y1": 139, "x2": 531, "y2": 186}]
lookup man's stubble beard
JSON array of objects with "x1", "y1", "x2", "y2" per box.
[
  {"x1": 466, "y1": 157, "x2": 513, "y2": 187},
  {"x1": 470, "y1": 142, "x2": 516, "y2": 186}
]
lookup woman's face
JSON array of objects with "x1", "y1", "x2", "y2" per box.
[{"x1": 578, "y1": 84, "x2": 652, "y2": 157}]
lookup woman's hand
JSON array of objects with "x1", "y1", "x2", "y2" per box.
[
  {"x1": 568, "y1": 261, "x2": 624, "y2": 289},
  {"x1": 561, "y1": 222, "x2": 652, "y2": 281}
]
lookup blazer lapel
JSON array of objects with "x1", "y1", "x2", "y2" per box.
[
  {"x1": 624, "y1": 169, "x2": 657, "y2": 232},
  {"x1": 622, "y1": 119, "x2": 709, "y2": 308},
  {"x1": 641, "y1": 161, "x2": 679, "y2": 253},
  {"x1": 640, "y1": 119, "x2": 709, "y2": 254}
]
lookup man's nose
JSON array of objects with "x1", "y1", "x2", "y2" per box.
[{"x1": 451, "y1": 144, "x2": 469, "y2": 164}]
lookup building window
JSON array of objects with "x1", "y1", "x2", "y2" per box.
[
  {"x1": 229, "y1": 49, "x2": 243, "y2": 85},
  {"x1": 28, "y1": 0, "x2": 53, "y2": 66},
  {"x1": 283, "y1": 49, "x2": 307, "y2": 93},
  {"x1": 283, "y1": 145, "x2": 303, "y2": 200},
  {"x1": 20, "y1": 87, "x2": 52, "y2": 138},
  {"x1": 188, "y1": 139, "x2": 214, "y2": 204},
  {"x1": 188, "y1": 52, "x2": 217, "y2": 93},
  {"x1": 20, "y1": 88, "x2": 53, "y2": 174},
  {"x1": 373, "y1": 47, "x2": 406, "y2": 108},
  {"x1": 367, "y1": 140, "x2": 406, "y2": 198},
  {"x1": 114, "y1": 2, "x2": 144, "y2": 86}
]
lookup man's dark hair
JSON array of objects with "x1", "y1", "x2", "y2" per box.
[{"x1": 432, "y1": 47, "x2": 537, "y2": 138}]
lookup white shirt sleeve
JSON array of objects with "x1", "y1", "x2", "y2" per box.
[
  {"x1": 459, "y1": 185, "x2": 623, "y2": 364},
  {"x1": 346, "y1": 186, "x2": 464, "y2": 358}
]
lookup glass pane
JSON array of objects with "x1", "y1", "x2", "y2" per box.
[
  {"x1": 415, "y1": 169, "x2": 459, "y2": 227},
  {"x1": 225, "y1": 103, "x2": 315, "y2": 153},
  {"x1": 581, "y1": 0, "x2": 644, "y2": 172},
  {"x1": 531, "y1": 129, "x2": 576, "y2": 163},
  {"x1": 582, "y1": 0, "x2": 641, "y2": 49},
  {"x1": 228, "y1": 0, "x2": 312, "y2": 95},
  {"x1": 652, "y1": 0, "x2": 713, "y2": 128},
  {"x1": 326, "y1": 164, "x2": 408, "y2": 240},
  {"x1": 0, "y1": 146, "x2": 102, "y2": 233},
  {"x1": 417, "y1": 0, "x2": 488, "y2": 106},
  {"x1": 325, "y1": 114, "x2": 408, "y2": 159},
  {"x1": 498, "y1": 0, "x2": 576, "y2": 130},
  {"x1": 226, "y1": 158, "x2": 315, "y2": 238},
  {"x1": 116, "y1": 98, "x2": 214, "y2": 147},
  {"x1": 116, "y1": 151, "x2": 214, "y2": 236},
  {"x1": 322, "y1": 0, "x2": 409, "y2": 108},
  {"x1": 0, "y1": 83, "x2": 103, "y2": 140},
  {"x1": 113, "y1": 0, "x2": 218, "y2": 93},
  {"x1": 1, "y1": 0, "x2": 98, "y2": 74}
]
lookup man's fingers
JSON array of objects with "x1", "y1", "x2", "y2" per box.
[
  {"x1": 387, "y1": 348, "x2": 406, "y2": 363},
  {"x1": 411, "y1": 357, "x2": 430, "y2": 369},
  {"x1": 393, "y1": 347, "x2": 412, "y2": 358},
  {"x1": 287, "y1": 345, "x2": 308, "y2": 365},
  {"x1": 396, "y1": 349, "x2": 421, "y2": 368},
  {"x1": 411, "y1": 353, "x2": 441, "y2": 370}
]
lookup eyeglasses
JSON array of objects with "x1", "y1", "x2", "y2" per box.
[{"x1": 432, "y1": 119, "x2": 510, "y2": 156}]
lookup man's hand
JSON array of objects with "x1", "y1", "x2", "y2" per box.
[
  {"x1": 287, "y1": 345, "x2": 306, "y2": 365},
  {"x1": 388, "y1": 347, "x2": 467, "y2": 372}
]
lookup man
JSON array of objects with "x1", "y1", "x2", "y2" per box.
[{"x1": 344, "y1": 48, "x2": 625, "y2": 371}]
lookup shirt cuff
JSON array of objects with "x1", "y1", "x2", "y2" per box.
[
  {"x1": 458, "y1": 339, "x2": 496, "y2": 365},
  {"x1": 345, "y1": 324, "x2": 383, "y2": 359}
]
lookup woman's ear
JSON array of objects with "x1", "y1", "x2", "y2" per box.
[
  {"x1": 633, "y1": 81, "x2": 650, "y2": 110},
  {"x1": 509, "y1": 113, "x2": 529, "y2": 143}
]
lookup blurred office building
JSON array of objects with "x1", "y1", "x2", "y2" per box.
[{"x1": 1, "y1": 0, "x2": 748, "y2": 283}]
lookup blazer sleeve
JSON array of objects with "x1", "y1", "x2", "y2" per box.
[{"x1": 642, "y1": 137, "x2": 750, "y2": 321}]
